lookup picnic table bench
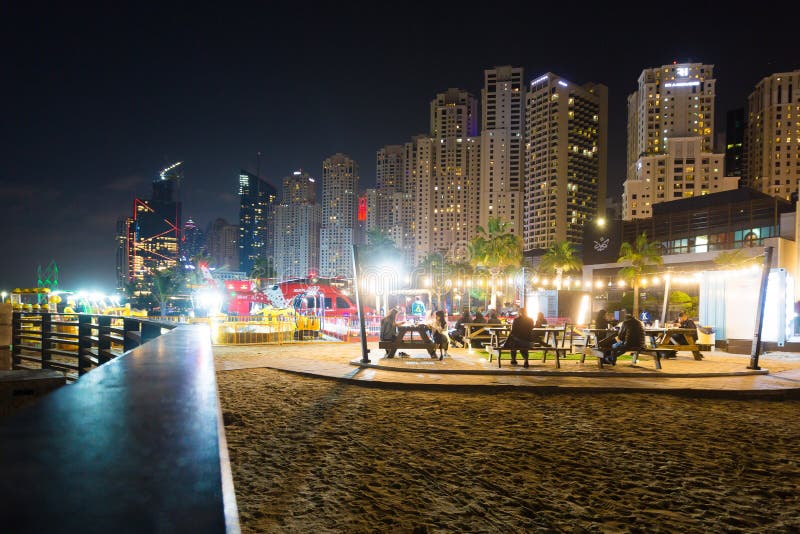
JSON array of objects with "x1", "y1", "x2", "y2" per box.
[
  {"x1": 646, "y1": 327, "x2": 705, "y2": 360},
  {"x1": 579, "y1": 326, "x2": 678, "y2": 370},
  {"x1": 487, "y1": 325, "x2": 574, "y2": 369},
  {"x1": 462, "y1": 323, "x2": 503, "y2": 349},
  {"x1": 378, "y1": 324, "x2": 437, "y2": 358}
]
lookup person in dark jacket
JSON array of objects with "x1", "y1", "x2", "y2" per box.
[
  {"x1": 380, "y1": 308, "x2": 401, "y2": 342},
  {"x1": 605, "y1": 313, "x2": 646, "y2": 365},
  {"x1": 503, "y1": 308, "x2": 535, "y2": 368},
  {"x1": 594, "y1": 309, "x2": 610, "y2": 330},
  {"x1": 670, "y1": 311, "x2": 697, "y2": 345}
]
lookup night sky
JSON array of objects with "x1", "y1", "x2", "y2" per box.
[{"x1": 2, "y1": 4, "x2": 796, "y2": 291}]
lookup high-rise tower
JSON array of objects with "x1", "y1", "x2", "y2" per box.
[
  {"x1": 376, "y1": 145, "x2": 405, "y2": 244},
  {"x1": 274, "y1": 170, "x2": 321, "y2": 280},
  {"x1": 238, "y1": 170, "x2": 277, "y2": 275},
  {"x1": 622, "y1": 63, "x2": 738, "y2": 219},
  {"x1": 523, "y1": 73, "x2": 607, "y2": 250},
  {"x1": 429, "y1": 88, "x2": 481, "y2": 260},
  {"x1": 626, "y1": 63, "x2": 716, "y2": 180},
  {"x1": 743, "y1": 70, "x2": 800, "y2": 200},
  {"x1": 481, "y1": 66, "x2": 525, "y2": 234},
  {"x1": 125, "y1": 162, "x2": 183, "y2": 284},
  {"x1": 320, "y1": 154, "x2": 359, "y2": 279}
]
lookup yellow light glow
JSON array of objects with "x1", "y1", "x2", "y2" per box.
[
  {"x1": 576, "y1": 294, "x2": 591, "y2": 326},
  {"x1": 617, "y1": 280, "x2": 626, "y2": 288}
]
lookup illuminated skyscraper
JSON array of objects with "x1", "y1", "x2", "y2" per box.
[
  {"x1": 238, "y1": 170, "x2": 277, "y2": 275},
  {"x1": 623, "y1": 63, "x2": 737, "y2": 219},
  {"x1": 523, "y1": 74, "x2": 607, "y2": 249},
  {"x1": 274, "y1": 170, "x2": 321, "y2": 280},
  {"x1": 626, "y1": 63, "x2": 716, "y2": 179},
  {"x1": 206, "y1": 218, "x2": 239, "y2": 271},
  {"x1": 320, "y1": 154, "x2": 359, "y2": 278},
  {"x1": 181, "y1": 217, "x2": 205, "y2": 260},
  {"x1": 125, "y1": 162, "x2": 183, "y2": 283},
  {"x1": 376, "y1": 145, "x2": 405, "y2": 243},
  {"x1": 481, "y1": 66, "x2": 525, "y2": 235},
  {"x1": 623, "y1": 137, "x2": 738, "y2": 219},
  {"x1": 429, "y1": 88, "x2": 481, "y2": 259},
  {"x1": 403, "y1": 134, "x2": 434, "y2": 266},
  {"x1": 743, "y1": 70, "x2": 800, "y2": 200}
]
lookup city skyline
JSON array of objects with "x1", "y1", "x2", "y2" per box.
[{"x1": 2, "y1": 4, "x2": 798, "y2": 290}]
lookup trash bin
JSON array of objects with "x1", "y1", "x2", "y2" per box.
[{"x1": 696, "y1": 326, "x2": 715, "y2": 350}]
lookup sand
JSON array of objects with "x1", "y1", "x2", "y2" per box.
[{"x1": 217, "y1": 363, "x2": 800, "y2": 533}]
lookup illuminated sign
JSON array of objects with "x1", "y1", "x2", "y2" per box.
[
  {"x1": 358, "y1": 196, "x2": 367, "y2": 221},
  {"x1": 676, "y1": 67, "x2": 689, "y2": 77},
  {"x1": 664, "y1": 81, "x2": 700, "y2": 88}
]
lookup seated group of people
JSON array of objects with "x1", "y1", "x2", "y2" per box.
[
  {"x1": 379, "y1": 307, "x2": 451, "y2": 360},
  {"x1": 448, "y1": 309, "x2": 503, "y2": 347},
  {"x1": 593, "y1": 309, "x2": 698, "y2": 365}
]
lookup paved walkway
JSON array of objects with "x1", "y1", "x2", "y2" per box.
[{"x1": 213, "y1": 341, "x2": 800, "y2": 397}]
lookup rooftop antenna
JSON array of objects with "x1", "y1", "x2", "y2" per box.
[{"x1": 257, "y1": 151, "x2": 262, "y2": 178}]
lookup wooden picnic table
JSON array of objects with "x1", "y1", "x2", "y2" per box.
[
  {"x1": 645, "y1": 327, "x2": 704, "y2": 360},
  {"x1": 463, "y1": 323, "x2": 509, "y2": 350},
  {"x1": 378, "y1": 324, "x2": 437, "y2": 358},
  {"x1": 488, "y1": 325, "x2": 575, "y2": 369}
]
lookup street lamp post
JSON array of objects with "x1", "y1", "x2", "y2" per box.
[{"x1": 351, "y1": 245, "x2": 370, "y2": 364}]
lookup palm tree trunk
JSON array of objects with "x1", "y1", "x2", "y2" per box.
[{"x1": 632, "y1": 280, "x2": 640, "y2": 319}]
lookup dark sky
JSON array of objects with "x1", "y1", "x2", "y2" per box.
[{"x1": 1, "y1": 3, "x2": 796, "y2": 291}]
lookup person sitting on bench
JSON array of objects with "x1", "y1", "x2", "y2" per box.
[
  {"x1": 670, "y1": 311, "x2": 697, "y2": 345},
  {"x1": 502, "y1": 308, "x2": 535, "y2": 368},
  {"x1": 429, "y1": 310, "x2": 450, "y2": 360},
  {"x1": 604, "y1": 313, "x2": 646, "y2": 366},
  {"x1": 449, "y1": 309, "x2": 471, "y2": 348},
  {"x1": 380, "y1": 307, "x2": 402, "y2": 342}
]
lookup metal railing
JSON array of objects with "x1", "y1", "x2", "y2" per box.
[{"x1": 11, "y1": 312, "x2": 178, "y2": 381}]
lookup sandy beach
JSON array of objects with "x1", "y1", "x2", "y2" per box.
[{"x1": 216, "y1": 348, "x2": 800, "y2": 533}]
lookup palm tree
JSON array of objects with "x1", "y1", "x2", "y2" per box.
[
  {"x1": 468, "y1": 217, "x2": 523, "y2": 310},
  {"x1": 151, "y1": 267, "x2": 184, "y2": 319},
  {"x1": 539, "y1": 241, "x2": 582, "y2": 290},
  {"x1": 617, "y1": 232, "x2": 664, "y2": 318}
]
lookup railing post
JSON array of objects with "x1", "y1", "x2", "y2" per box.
[
  {"x1": 41, "y1": 312, "x2": 51, "y2": 370},
  {"x1": 12, "y1": 311, "x2": 21, "y2": 369},
  {"x1": 141, "y1": 322, "x2": 161, "y2": 344},
  {"x1": 78, "y1": 314, "x2": 93, "y2": 375},
  {"x1": 123, "y1": 318, "x2": 140, "y2": 352},
  {"x1": 97, "y1": 315, "x2": 112, "y2": 366}
]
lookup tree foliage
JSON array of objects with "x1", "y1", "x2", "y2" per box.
[
  {"x1": 617, "y1": 232, "x2": 664, "y2": 318},
  {"x1": 467, "y1": 217, "x2": 523, "y2": 272},
  {"x1": 539, "y1": 241, "x2": 582, "y2": 287},
  {"x1": 467, "y1": 217, "x2": 522, "y2": 309}
]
